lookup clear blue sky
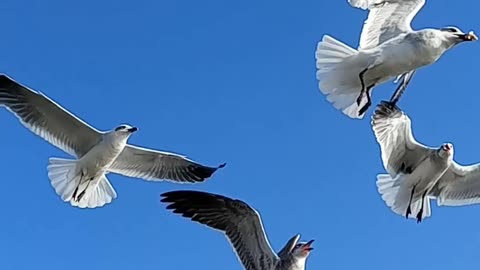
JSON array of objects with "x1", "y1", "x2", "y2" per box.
[{"x1": 0, "y1": 0, "x2": 478, "y2": 269}]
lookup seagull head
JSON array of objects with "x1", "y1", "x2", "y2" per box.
[
  {"x1": 292, "y1": 239, "x2": 314, "y2": 258},
  {"x1": 439, "y1": 26, "x2": 478, "y2": 44},
  {"x1": 439, "y1": 142, "x2": 454, "y2": 158},
  {"x1": 113, "y1": 124, "x2": 138, "y2": 135}
]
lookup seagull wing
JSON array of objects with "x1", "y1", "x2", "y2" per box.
[
  {"x1": 371, "y1": 102, "x2": 432, "y2": 178},
  {"x1": 430, "y1": 162, "x2": 480, "y2": 206},
  {"x1": 277, "y1": 234, "x2": 300, "y2": 258},
  {"x1": 161, "y1": 190, "x2": 279, "y2": 270},
  {"x1": 108, "y1": 145, "x2": 225, "y2": 183},
  {"x1": 0, "y1": 74, "x2": 102, "y2": 157},
  {"x1": 348, "y1": 0, "x2": 425, "y2": 49}
]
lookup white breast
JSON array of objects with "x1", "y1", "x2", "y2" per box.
[{"x1": 79, "y1": 136, "x2": 128, "y2": 172}]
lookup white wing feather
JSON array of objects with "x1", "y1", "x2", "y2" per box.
[
  {"x1": 431, "y1": 163, "x2": 480, "y2": 206},
  {"x1": 0, "y1": 74, "x2": 102, "y2": 157},
  {"x1": 371, "y1": 102, "x2": 432, "y2": 178},
  {"x1": 348, "y1": 0, "x2": 425, "y2": 49},
  {"x1": 109, "y1": 145, "x2": 225, "y2": 183}
]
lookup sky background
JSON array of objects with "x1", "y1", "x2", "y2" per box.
[{"x1": 0, "y1": 0, "x2": 478, "y2": 269}]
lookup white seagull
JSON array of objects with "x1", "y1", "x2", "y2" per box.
[
  {"x1": 372, "y1": 102, "x2": 480, "y2": 222},
  {"x1": 316, "y1": 0, "x2": 477, "y2": 119},
  {"x1": 161, "y1": 190, "x2": 314, "y2": 270},
  {"x1": 0, "y1": 74, "x2": 225, "y2": 209}
]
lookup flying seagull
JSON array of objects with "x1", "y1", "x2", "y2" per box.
[
  {"x1": 0, "y1": 74, "x2": 225, "y2": 209},
  {"x1": 372, "y1": 102, "x2": 480, "y2": 222},
  {"x1": 315, "y1": 0, "x2": 477, "y2": 119},
  {"x1": 161, "y1": 190, "x2": 314, "y2": 270}
]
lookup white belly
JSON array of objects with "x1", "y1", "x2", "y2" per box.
[
  {"x1": 78, "y1": 140, "x2": 126, "y2": 179},
  {"x1": 365, "y1": 36, "x2": 442, "y2": 85},
  {"x1": 406, "y1": 157, "x2": 449, "y2": 199}
]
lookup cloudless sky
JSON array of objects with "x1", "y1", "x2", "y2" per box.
[{"x1": 0, "y1": 0, "x2": 479, "y2": 269}]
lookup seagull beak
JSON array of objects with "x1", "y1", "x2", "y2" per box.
[
  {"x1": 303, "y1": 240, "x2": 315, "y2": 251},
  {"x1": 459, "y1": 31, "x2": 478, "y2": 41},
  {"x1": 128, "y1": 127, "x2": 138, "y2": 133}
]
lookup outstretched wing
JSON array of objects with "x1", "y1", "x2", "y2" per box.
[
  {"x1": 430, "y1": 162, "x2": 480, "y2": 206},
  {"x1": 371, "y1": 102, "x2": 433, "y2": 177},
  {"x1": 0, "y1": 74, "x2": 102, "y2": 157},
  {"x1": 109, "y1": 145, "x2": 225, "y2": 183},
  {"x1": 161, "y1": 190, "x2": 279, "y2": 270},
  {"x1": 349, "y1": 0, "x2": 425, "y2": 49}
]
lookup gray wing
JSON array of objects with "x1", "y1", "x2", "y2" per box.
[
  {"x1": 430, "y1": 162, "x2": 480, "y2": 206},
  {"x1": 371, "y1": 102, "x2": 432, "y2": 177},
  {"x1": 108, "y1": 145, "x2": 225, "y2": 183},
  {"x1": 277, "y1": 234, "x2": 300, "y2": 259},
  {"x1": 161, "y1": 191, "x2": 279, "y2": 270},
  {"x1": 348, "y1": 0, "x2": 425, "y2": 49},
  {"x1": 0, "y1": 74, "x2": 102, "y2": 157}
]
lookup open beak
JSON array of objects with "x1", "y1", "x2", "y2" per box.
[
  {"x1": 459, "y1": 31, "x2": 478, "y2": 41},
  {"x1": 303, "y1": 240, "x2": 315, "y2": 251},
  {"x1": 128, "y1": 127, "x2": 138, "y2": 133}
]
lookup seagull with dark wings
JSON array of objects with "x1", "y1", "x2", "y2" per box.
[
  {"x1": 0, "y1": 74, "x2": 225, "y2": 208},
  {"x1": 161, "y1": 190, "x2": 314, "y2": 270},
  {"x1": 316, "y1": 0, "x2": 477, "y2": 119},
  {"x1": 373, "y1": 102, "x2": 480, "y2": 223}
]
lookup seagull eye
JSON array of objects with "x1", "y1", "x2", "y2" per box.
[
  {"x1": 115, "y1": 126, "x2": 126, "y2": 131},
  {"x1": 443, "y1": 27, "x2": 458, "y2": 33}
]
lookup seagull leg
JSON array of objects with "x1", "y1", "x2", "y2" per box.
[
  {"x1": 72, "y1": 171, "x2": 85, "y2": 202},
  {"x1": 358, "y1": 84, "x2": 375, "y2": 116},
  {"x1": 356, "y1": 68, "x2": 369, "y2": 106},
  {"x1": 77, "y1": 179, "x2": 92, "y2": 202},
  {"x1": 72, "y1": 186, "x2": 79, "y2": 201},
  {"x1": 405, "y1": 185, "x2": 416, "y2": 219},
  {"x1": 416, "y1": 190, "x2": 428, "y2": 223},
  {"x1": 388, "y1": 70, "x2": 416, "y2": 107}
]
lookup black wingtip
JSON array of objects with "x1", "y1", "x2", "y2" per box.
[
  {"x1": 189, "y1": 162, "x2": 226, "y2": 181},
  {"x1": 160, "y1": 190, "x2": 205, "y2": 202},
  {"x1": 374, "y1": 100, "x2": 402, "y2": 118},
  {"x1": 0, "y1": 74, "x2": 15, "y2": 88}
]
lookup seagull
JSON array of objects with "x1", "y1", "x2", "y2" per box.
[
  {"x1": 372, "y1": 102, "x2": 480, "y2": 222},
  {"x1": 161, "y1": 190, "x2": 314, "y2": 270},
  {"x1": 315, "y1": 0, "x2": 477, "y2": 119},
  {"x1": 0, "y1": 74, "x2": 225, "y2": 209}
]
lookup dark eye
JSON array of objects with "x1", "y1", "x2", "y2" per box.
[
  {"x1": 442, "y1": 27, "x2": 458, "y2": 33},
  {"x1": 115, "y1": 126, "x2": 125, "y2": 131}
]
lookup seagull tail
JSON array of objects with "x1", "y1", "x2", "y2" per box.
[
  {"x1": 47, "y1": 157, "x2": 117, "y2": 209},
  {"x1": 376, "y1": 174, "x2": 432, "y2": 221},
  {"x1": 315, "y1": 35, "x2": 367, "y2": 119}
]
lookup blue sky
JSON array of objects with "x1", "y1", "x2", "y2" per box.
[{"x1": 0, "y1": 0, "x2": 478, "y2": 269}]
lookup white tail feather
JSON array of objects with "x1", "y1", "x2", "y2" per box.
[
  {"x1": 376, "y1": 174, "x2": 432, "y2": 221},
  {"x1": 70, "y1": 175, "x2": 117, "y2": 208},
  {"x1": 48, "y1": 158, "x2": 79, "y2": 201},
  {"x1": 48, "y1": 158, "x2": 117, "y2": 209},
  {"x1": 315, "y1": 35, "x2": 370, "y2": 119}
]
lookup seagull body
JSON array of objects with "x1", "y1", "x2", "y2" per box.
[
  {"x1": 161, "y1": 190, "x2": 314, "y2": 270},
  {"x1": 315, "y1": 0, "x2": 477, "y2": 119},
  {"x1": 372, "y1": 102, "x2": 480, "y2": 222},
  {"x1": 0, "y1": 75, "x2": 225, "y2": 208}
]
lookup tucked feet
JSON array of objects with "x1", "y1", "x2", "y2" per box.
[
  {"x1": 416, "y1": 210, "x2": 423, "y2": 223},
  {"x1": 405, "y1": 206, "x2": 412, "y2": 219}
]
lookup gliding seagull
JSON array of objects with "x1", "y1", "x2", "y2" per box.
[
  {"x1": 0, "y1": 74, "x2": 225, "y2": 209},
  {"x1": 373, "y1": 102, "x2": 480, "y2": 223},
  {"x1": 161, "y1": 190, "x2": 314, "y2": 270},
  {"x1": 316, "y1": 0, "x2": 477, "y2": 119}
]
